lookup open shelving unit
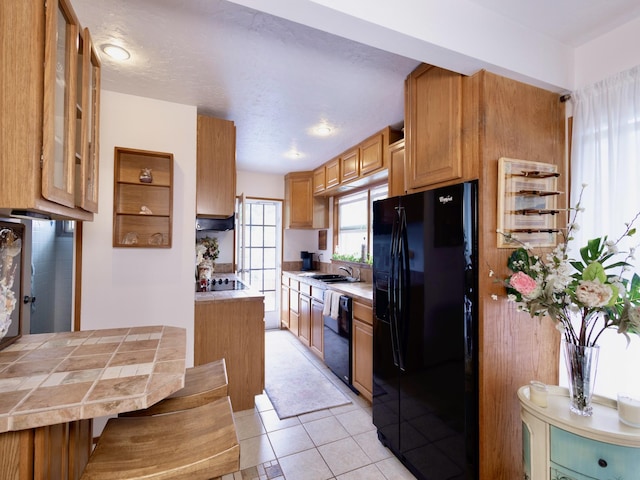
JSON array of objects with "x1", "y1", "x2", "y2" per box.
[{"x1": 113, "y1": 147, "x2": 173, "y2": 248}]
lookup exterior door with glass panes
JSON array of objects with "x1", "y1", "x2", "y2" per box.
[{"x1": 239, "y1": 199, "x2": 282, "y2": 329}]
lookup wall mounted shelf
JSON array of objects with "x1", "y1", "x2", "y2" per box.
[
  {"x1": 497, "y1": 157, "x2": 562, "y2": 248},
  {"x1": 113, "y1": 147, "x2": 173, "y2": 248}
]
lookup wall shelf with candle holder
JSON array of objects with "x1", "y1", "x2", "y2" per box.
[
  {"x1": 113, "y1": 147, "x2": 173, "y2": 248},
  {"x1": 497, "y1": 157, "x2": 562, "y2": 248}
]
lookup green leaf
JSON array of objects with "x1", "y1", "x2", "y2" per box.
[
  {"x1": 580, "y1": 237, "x2": 605, "y2": 264},
  {"x1": 507, "y1": 248, "x2": 530, "y2": 272},
  {"x1": 570, "y1": 261, "x2": 585, "y2": 273},
  {"x1": 582, "y1": 261, "x2": 606, "y2": 282}
]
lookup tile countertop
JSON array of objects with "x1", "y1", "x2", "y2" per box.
[
  {"x1": 195, "y1": 273, "x2": 265, "y2": 303},
  {"x1": 0, "y1": 325, "x2": 186, "y2": 433},
  {"x1": 283, "y1": 271, "x2": 373, "y2": 304}
]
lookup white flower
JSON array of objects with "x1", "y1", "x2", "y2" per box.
[
  {"x1": 491, "y1": 294, "x2": 498, "y2": 301},
  {"x1": 575, "y1": 280, "x2": 613, "y2": 308},
  {"x1": 489, "y1": 270, "x2": 494, "y2": 277}
]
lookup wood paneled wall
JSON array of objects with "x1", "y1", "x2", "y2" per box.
[{"x1": 469, "y1": 71, "x2": 566, "y2": 479}]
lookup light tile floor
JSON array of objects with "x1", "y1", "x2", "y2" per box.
[{"x1": 215, "y1": 330, "x2": 416, "y2": 480}]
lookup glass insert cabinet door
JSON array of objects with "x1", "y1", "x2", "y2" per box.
[
  {"x1": 77, "y1": 27, "x2": 101, "y2": 213},
  {"x1": 42, "y1": 0, "x2": 79, "y2": 208}
]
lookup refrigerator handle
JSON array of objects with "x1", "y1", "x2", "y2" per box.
[
  {"x1": 396, "y1": 206, "x2": 409, "y2": 371},
  {"x1": 388, "y1": 207, "x2": 402, "y2": 368}
]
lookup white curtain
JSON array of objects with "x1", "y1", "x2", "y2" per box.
[{"x1": 569, "y1": 65, "x2": 640, "y2": 399}]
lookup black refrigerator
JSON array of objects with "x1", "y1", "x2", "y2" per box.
[{"x1": 372, "y1": 181, "x2": 478, "y2": 480}]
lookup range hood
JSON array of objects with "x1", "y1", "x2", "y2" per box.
[{"x1": 196, "y1": 215, "x2": 235, "y2": 231}]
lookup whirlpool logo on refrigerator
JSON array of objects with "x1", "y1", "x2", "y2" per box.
[{"x1": 439, "y1": 195, "x2": 454, "y2": 204}]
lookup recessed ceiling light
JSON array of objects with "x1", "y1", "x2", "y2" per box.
[
  {"x1": 311, "y1": 123, "x2": 333, "y2": 137},
  {"x1": 286, "y1": 149, "x2": 303, "y2": 159},
  {"x1": 101, "y1": 44, "x2": 131, "y2": 61}
]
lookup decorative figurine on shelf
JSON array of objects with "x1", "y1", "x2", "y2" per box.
[
  {"x1": 139, "y1": 205, "x2": 153, "y2": 215},
  {"x1": 122, "y1": 232, "x2": 139, "y2": 245},
  {"x1": 139, "y1": 168, "x2": 153, "y2": 183},
  {"x1": 148, "y1": 232, "x2": 163, "y2": 245},
  {"x1": 196, "y1": 236, "x2": 219, "y2": 282}
]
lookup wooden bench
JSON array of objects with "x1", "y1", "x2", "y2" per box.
[
  {"x1": 120, "y1": 359, "x2": 229, "y2": 417},
  {"x1": 81, "y1": 396, "x2": 239, "y2": 480}
]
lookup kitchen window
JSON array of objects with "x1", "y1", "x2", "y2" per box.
[{"x1": 334, "y1": 184, "x2": 387, "y2": 262}]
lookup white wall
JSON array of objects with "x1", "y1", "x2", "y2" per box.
[
  {"x1": 237, "y1": 170, "x2": 325, "y2": 263},
  {"x1": 574, "y1": 16, "x2": 640, "y2": 88},
  {"x1": 81, "y1": 91, "x2": 198, "y2": 365}
]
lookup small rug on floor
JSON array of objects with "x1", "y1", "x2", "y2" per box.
[{"x1": 265, "y1": 331, "x2": 351, "y2": 419}]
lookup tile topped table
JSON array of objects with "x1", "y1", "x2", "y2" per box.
[{"x1": 0, "y1": 325, "x2": 186, "y2": 479}]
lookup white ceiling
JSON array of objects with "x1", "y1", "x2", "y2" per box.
[{"x1": 72, "y1": 0, "x2": 640, "y2": 175}]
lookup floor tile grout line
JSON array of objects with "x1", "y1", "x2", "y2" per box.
[{"x1": 224, "y1": 329, "x2": 416, "y2": 480}]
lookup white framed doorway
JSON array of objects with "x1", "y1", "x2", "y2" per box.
[{"x1": 237, "y1": 198, "x2": 282, "y2": 330}]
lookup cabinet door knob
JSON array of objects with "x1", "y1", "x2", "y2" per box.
[{"x1": 598, "y1": 458, "x2": 608, "y2": 468}]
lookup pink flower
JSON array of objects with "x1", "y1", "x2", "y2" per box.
[{"x1": 509, "y1": 271, "x2": 542, "y2": 299}]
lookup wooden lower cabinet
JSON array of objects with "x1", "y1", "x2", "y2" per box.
[
  {"x1": 310, "y1": 299, "x2": 324, "y2": 358},
  {"x1": 280, "y1": 284, "x2": 290, "y2": 328},
  {"x1": 352, "y1": 301, "x2": 373, "y2": 401},
  {"x1": 289, "y1": 286, "x2": 299, "y2": 336},
  {"x1": 0, "y1": 419, "x2": 92, "y2": 480},
  {"x1": 298, "y1": 294, "x2": 311, "y2": 346},
  {"x1": 194, "y1": 298, "x2": 265, "y2": 411}
]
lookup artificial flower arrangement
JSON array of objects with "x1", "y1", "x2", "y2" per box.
[
  {"x1": 196, "y1": 236, "x2": 219, "y2": 265},
  {"x1": 494, "y1": 185, "x2": 640, "y2": 348},
  {"x1": 494, "y1": 185, "x2": 640, "y2": 415}
]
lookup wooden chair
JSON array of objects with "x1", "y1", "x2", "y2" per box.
[
  {"x1": 120, "y1": 358, "x2": 228, "y2": 417},
  {"x1": 81, "y1": 397, "x2": 239, "y2": 480}
]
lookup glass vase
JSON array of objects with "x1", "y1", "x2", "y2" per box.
[{"x1": 563, "y1": 341, "x2": 600, "y2": 416}]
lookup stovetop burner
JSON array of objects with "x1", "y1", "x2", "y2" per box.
[{"x1": 197, "y1": 278, "x2": 248, "y2": 292}]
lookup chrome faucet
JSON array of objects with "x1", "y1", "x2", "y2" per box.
[
  {"x1": 339, "y1": 266, "x2": 353, "y2": 277},
  {"x1": 338, "y1": 266, "x2": 360, "y2": 281}
]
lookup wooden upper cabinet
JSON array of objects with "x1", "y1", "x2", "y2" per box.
[
  {"x1": 388, "y1": 139, "x2": 405, "y2": 197},
  {"x1": 42, "y1": 0, "x2": 78, "y2": 209},
  {"x1": 0, "y1": 0, "x2": 97, "y2": 221},
  {"x1": 405, "y1": 64, "x2": 463, "y2": 190},
  {"x1": 310, "y1": 126, "x2": 402, "y2": 197},
  {"x1": 196, "y1": 115, "x2": 236, "y2": 218},
  {"x1": 359, "y1": 131, "x2": 384, "y2": 176},
  {"x1": 313, "y1": 166, "x2": 325, "y2": 194},
  {"x1": 284, "y1": 172, "x2": 328, "y2": 229},
  {"x1": 76, "y1": 28, "x2": 101, "y2": 213},
  {"x1": 340, "y1": 148, "x2": 360, "y2": 183},
  {"x1": 325, "y1": 157, "x2": 340, "y2": 189}
]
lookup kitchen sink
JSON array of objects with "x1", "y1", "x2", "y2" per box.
[{"x1": 310, "y1": 274, "x2": 350, "y2": 282}]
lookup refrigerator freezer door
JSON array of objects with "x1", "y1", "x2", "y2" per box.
[{"x1": 372, "y1": 183, "x2": 478, "y2": 480}]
